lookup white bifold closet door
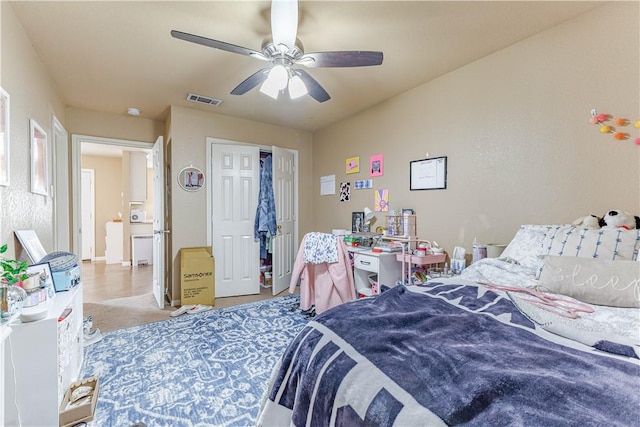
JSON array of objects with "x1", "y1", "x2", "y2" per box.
[
  {"x1": 271, "y1": 146, "x2": 294, "y2": 295},
  {"x1": 211, "y1": 144, "x2": 261, "y2": 297}
]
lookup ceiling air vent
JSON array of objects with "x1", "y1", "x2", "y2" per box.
[{"x1": 187, "y1": 93, "x2": 222, "y2": 107}]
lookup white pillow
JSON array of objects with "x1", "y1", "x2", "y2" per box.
[
  {"x1": 541, "y1": 225, "x2": 640, "y2": 261},
  {"x1": 500, "y1": 225, "x2": 553, "y2": 270},
  {"x1": 538, "y1": 255, "x2": 640, "y2": 308}
]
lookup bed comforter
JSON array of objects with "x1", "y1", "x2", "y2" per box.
[{"x1": 257, "y1": 281, "x2": 640, "y2": 426}]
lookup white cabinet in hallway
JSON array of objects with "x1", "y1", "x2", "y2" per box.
[{"x1": 105, "y1": 221, "x2": 124, "y2": 264}]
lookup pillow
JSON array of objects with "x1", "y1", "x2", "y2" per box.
[
  {"x1": 538, "y1": 255, "x2": 640, "y2": 308},
  {"x1": 500, "y1": 225, "x2": 553, "y2": 270},
  {"x1": 541, "y1": 225, "x2": 640, "y2": 261}
]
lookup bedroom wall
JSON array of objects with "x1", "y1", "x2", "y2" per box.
[
  {"x1": 312, "y1": 2, "x2": 640, "y2": 256},
  {"x1": 0, "y1": 2, "x2": 66, "y2": 258},
  {"x1": 167, "y1": 105, "x2": 314, "y2": 302}
]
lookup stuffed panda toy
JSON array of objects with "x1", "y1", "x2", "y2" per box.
[
  {"x1": 572, "y1": 214, "x2": 601, "y2": 228},
  {"x1": 598, "y1": 210, "x2": 640, "y2": 230}
]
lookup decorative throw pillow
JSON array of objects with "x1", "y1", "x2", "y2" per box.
[
  {"x1": 538, "y1": 255, "x2": 640, "y2": 308},
  {"x1": 541, "y1": 225, "x2": 640, "y2": 261},
  {"x1": 500, "y1": 225, "x2": 553, "y2": 270}
]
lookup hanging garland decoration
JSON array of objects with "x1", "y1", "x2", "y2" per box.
[{"x1": 589, "y1": 111, "x2": 640, "y2": 145}]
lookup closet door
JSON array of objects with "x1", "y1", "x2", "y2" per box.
[
  {"x1": 211, "y1": 144, "x2": 260, "y2": 297},
  {"x1": 271, "y1": 146, "x2": 295, "y2": 295}
]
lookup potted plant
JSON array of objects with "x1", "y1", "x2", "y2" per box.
[
  {"x1": 0, "y1": 244, "x2": 30, "y2": 285},
  {"x1": 0, "y1": 244, "x2": 29, "y2": 322}
]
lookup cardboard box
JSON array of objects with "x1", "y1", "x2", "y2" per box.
[
  {"x1": 180, "y1": 247, "x2": 215, "y2": 306},
  {"x1": 59, "y1": 376, "x2": 99, "y2": 427}
]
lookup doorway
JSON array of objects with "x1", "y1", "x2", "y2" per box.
[{"x1": 71, "y1": 135, "x2": 155, "y2": 303}]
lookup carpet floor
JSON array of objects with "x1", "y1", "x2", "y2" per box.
[
  {"x1": 84, "y1": 293, "x2": 175, "y2": 333},
  {"x1": 81, "y1": 294, "x2": 308, "y2": 426}
]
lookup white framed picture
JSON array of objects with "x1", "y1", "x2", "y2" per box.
[
  {"x1": 0, "y1": 87, "x2": 9, "y2": 186},
  {"x1": 30, "y1": 119, "x2": 48, "y2": 195}
]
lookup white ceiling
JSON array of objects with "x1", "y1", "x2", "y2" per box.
[{"x1": 9, "y1": 1, "x2": 604, "y2": 132}]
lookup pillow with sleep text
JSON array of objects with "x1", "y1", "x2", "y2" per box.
[{"x1": 538, "y1": 255, "x2": 640, "y2": 308}]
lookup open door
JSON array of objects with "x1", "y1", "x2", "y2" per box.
[
  {"x1": 80, "y1": 169, "x2": 95, "y2": 261},
  {"x1": 271, "y1": 146, "x2": 295, "y2": 295},
  {"x1": 152, "y1": 136, "x2": 166, "y2": 309}
]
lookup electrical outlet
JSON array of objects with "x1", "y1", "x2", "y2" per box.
[{"x1": 591, "y1": 109, "x2": 597, "y2": 117}]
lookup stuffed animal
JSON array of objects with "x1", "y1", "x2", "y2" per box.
[
  {"x1": 572, "y1": 214, "x2": 601, "y2": 228},
  {"x1": 598, "y1": 210, "x2": 640, "y2": 230}
]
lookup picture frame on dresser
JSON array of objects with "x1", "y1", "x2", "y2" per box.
[
  {"x1": 25, "y1": 262, "x2": 54, "y2": 293},
  {"x1": 410, "y1": 156, "x2": 447, "y2": 191},
  {"x1": 352, "y1": 211, "x2": 365, "y2": 233}
]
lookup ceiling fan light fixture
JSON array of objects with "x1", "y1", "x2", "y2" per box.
[
  {"x1": 288, "y1": 74, "x2": 307, "y2": 99},
  {"x1": 260, "y1": 64, "x2": 289, "y2": 99}
]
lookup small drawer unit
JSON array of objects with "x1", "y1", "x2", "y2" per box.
[{"x1": 352, "y1": 250, "x2": 402, "y2": 297}]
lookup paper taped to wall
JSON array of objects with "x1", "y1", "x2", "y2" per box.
[{"x1": 320, "y1": 175, "x2": 336, "y2": 195}]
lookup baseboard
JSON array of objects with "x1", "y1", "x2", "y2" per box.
[{"x1": 94, "y1": 256, "x2": 105, "y2": 261}]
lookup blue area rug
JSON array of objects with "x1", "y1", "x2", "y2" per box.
[{"x1": 81, "y1": 294, "x2": 307, "y2": 426}]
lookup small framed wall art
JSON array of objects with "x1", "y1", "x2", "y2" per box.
[
  {"x1": 30, "y1": 119, "x2": 48, "y2": 195},
  {"x1": 346, "y1": 156, "x2": 360, "y2": 174},
  {"x1": 370, "y1": 154, "x2": 384, "y2": 177},
  {"x1": 178, "y1": 165, "x2": 204, "y2": 191}
]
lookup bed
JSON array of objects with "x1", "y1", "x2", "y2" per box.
[{"x1": 257, "y1": 224, "x2": 640, "y2": 426}]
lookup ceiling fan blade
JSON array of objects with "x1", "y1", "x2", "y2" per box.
[
  {"x1": 171, "y1": 30, "x2": 270, "y2": 61},
  {"x1": 271, "y1": 0, "x2": 298, "y2": 50},
  {"x1": 298, "y1": 51, "x2": 383, "y2": 68},
  {"x1": 230, "y1": 68, "x2": 270, "y2": 95},
  {"x1": 296, "y1": 69, "x2": 331, "y2": 103}
]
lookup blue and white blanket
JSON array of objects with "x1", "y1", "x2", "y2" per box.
[{"x1": 257, "y1": 282, "x2": 640, "y2": 426}]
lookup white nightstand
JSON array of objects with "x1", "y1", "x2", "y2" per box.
[{"x1": 352, "y1": 250, "x2": 403, "y2": 296}]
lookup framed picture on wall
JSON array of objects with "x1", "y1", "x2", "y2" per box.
[
  {"x1": 410, "y1": 156, "x2": 447, "y2": 190},
  {"x1": 0, "y1": 87, "x2": 9, "y2": 186},
  {"x1": 370, "y1": 154, "x2": 384, "y2": 177},
  {"x1": 178, "y1": 165, "x2": 204, "y2": 191},
  {"x1": 30, "y1": 119, "x2": 48, "y2": 195}
]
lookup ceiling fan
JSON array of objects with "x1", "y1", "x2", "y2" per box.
[{"x1": 171, "y1": 0, "x2": 383, "y2": 103}]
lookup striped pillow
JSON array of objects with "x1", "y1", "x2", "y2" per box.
[{"x1": 541, "y1": 226, "x2": 640, "y2": 260}]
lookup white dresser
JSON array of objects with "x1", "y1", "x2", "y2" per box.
[
  {"x1": 0, "y1": 325, "x2": 11, "y2": 424},
  {"x1": 3, "y1": 284, "x2": 83, "y2": 426}
]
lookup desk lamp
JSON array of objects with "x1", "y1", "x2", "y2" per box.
[{"x1": 363, "y1": 207, "x2": 375, "y2": 232}]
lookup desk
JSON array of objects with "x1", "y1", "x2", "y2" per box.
[{"x1": 351, "y1": 249, "x2": 403, "y2": 296}]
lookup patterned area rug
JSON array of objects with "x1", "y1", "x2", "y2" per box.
[{"x1": 82, "y1": 294, "x2": 307, "y2": 426}]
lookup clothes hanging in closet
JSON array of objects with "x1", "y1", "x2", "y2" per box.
[{"x1": 254, "y1": 154, "x2": 277, "y2": 259}]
